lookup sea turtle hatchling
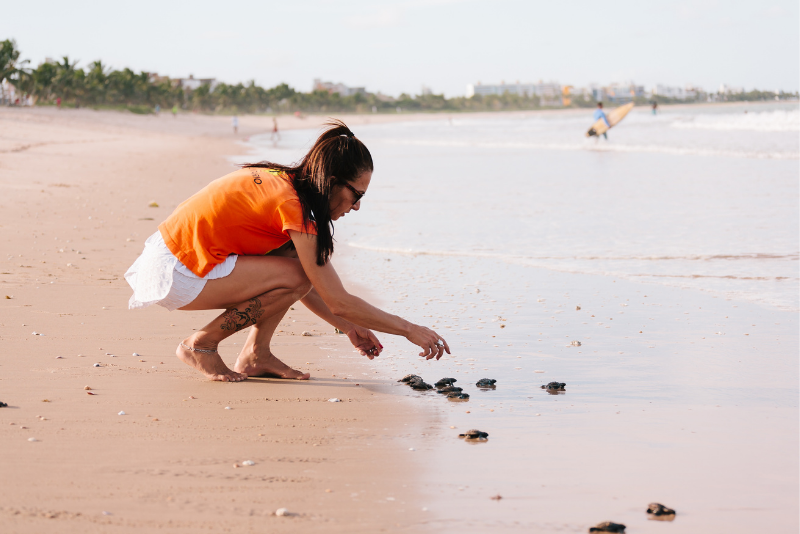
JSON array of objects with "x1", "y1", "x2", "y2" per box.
[
  {"x1": 435, "y1": 377, "x2": 457, "y2": 388},
  {"x1": 588, "y1": 522, "x2": 626, "y2": 533},
  {"x1": 458, "y1": 429, "x2": 489, "y2": 440},
  {"x1": 475, "y1": 378, "x2": 497, "y2": 388},
  {"x1": 437, "y1": 386, "x2": 463, "y2": 394},
  {"x1": 447, "y1": 392, "x2": 470, "y2": 401},
  {"x1": 409, "y1": 379, "x2": 434, "y2": 390},
  {"x1": 542, "y1": 381, "x2": 566, "y2": 391},
  {"x1": 646, "y1": 503, "x2": 676, "y2": 518},
  {"x1": 398, "y1": 374, "x2": 422, "y2": 383}
]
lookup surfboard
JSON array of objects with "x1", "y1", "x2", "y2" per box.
[{"x1": 586, "y1": 102, "x2": 634, "y2": 137}]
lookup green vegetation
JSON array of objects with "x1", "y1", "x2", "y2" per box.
[{"x1": 1, "y1": 39, "x2": 797, "y2": 115}]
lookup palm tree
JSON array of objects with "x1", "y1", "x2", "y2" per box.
[
  {"x1": 0, "y1": 39, "x2": 23, "y2": 82},
  {"x1": 0, "y1": 39, "x2": 28, "y2": 103},
  {"x1": 32, "y1": 62, "x2": 58, "y2": 102},
  {"x1": 108, "y1": 67, "x2": 147, "y2": 105},
  {"x1": 53, "y1": 56, "x2": 80, "y2": 103},
  {"x1": 85, "y1": 60, "x2": 110, "y2": 105}
]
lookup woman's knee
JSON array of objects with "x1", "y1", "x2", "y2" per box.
[{"x1": 286, "y1": 260, "x2": 312, "y2": 296}]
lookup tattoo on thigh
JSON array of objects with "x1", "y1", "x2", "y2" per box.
[{"x1": 220, "y1": 298, "x2": 265, "y2": 331}]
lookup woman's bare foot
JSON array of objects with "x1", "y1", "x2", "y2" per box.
[
  {"x1": 176, "y1": 336, "x2": 247, "y2": 382},
  {"x1": 234, "y1": 348, "x2": 310, "y2": 380}
]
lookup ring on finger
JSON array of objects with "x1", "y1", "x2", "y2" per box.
[{"x1": 435, "y1": 339, "x2": 444, "y2": 347}]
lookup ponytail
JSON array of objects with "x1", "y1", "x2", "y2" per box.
[{"x1": 243, "y1": 119, "x2": 373, "y2": 265}]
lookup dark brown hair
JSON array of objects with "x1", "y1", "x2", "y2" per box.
[{"x1": 243, "y1": 119, "x2": 373, "y2": 265}]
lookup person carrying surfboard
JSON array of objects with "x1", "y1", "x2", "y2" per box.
[
  {"x1": 586, "y1": 102, "x2": 634, "y2": 138},
  {"x1": 593, "y1": 102, "x2": 610, "y2": 140}
]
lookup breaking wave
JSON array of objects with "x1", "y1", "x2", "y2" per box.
[
  {"x1": 378, "y1": 137, "x2": 799, "y2": 160},
  {"x1": 669, "y1": 108, "x2": 800, "y2": 132}
]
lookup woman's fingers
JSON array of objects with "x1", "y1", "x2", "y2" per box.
[
  {"x1": 410, "y1": 325, "x2": 450, "y2": 360},
  {"x1": 348, "y1": 326, "x2": 383, "y2": 359},
  {"x1": 367, "y1": 331, "x2": 383, "y2": 356},
  {"x1": 427, "y1": 335, "x2": 440, "y2": 360},
  {"x1": 427, "y1": 331, "x2": 447, "y2": 360},
  {"x1": 437, "y1": 336, "x2": 450, "y2": 360},
  {"x1": 419, "y1": 339, "x2": 435, "y2": 358}
]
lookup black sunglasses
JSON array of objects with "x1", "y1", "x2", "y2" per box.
[{"x1": 343, "y1": 182, "x2": 365, "y2": 205}]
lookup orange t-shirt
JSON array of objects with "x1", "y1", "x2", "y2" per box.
[{"x1": 159, "y1": 168, "x2": 316, "y2": 278}]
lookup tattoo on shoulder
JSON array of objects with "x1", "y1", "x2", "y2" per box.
[{"x1": 220, "y1": 298, "x2": 265, "y2": 331}]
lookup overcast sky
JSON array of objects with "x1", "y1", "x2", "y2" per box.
[{"x1": 3, "y1": 0, "x2": 798, "y2": 97}]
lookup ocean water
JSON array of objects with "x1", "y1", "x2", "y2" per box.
[
  {"x1": 241, "y1": 102, "x2": 799, "y2": 532},
  {"x1": 246, "y1": 102, "x2": 799, "y2": 312}
]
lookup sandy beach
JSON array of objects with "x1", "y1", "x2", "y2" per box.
[
  {"x1": 1, "y1": 104, "x2": 798, "y2": 534},
  {"x1": 0, "y1": 107, "x2": 446, "y2": 533}
]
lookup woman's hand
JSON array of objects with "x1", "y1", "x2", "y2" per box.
[
  {"x1": 406, "y1": 324, "x2": 450, "y2": 360},
  {"x1": 346, "y1": 325, "x2": 383, "y2": 360}
]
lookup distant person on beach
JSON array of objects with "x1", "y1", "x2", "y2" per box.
[
  {"x1": 270, "y1": 117, "x2": 281, "y2": 142},
  {"x1": 232, "y1": 115, "x2": 239, "y2": 135},
  {"x1": 125, "y1": 120, "x2": 450, "y2": 382},
  {"x1": 172, "y1": 105, "x2": 178, "y2": 118},
  {"x1": 651, "y1": 101, "x2": 658, "y2": 115},
  {"x1": 593, "y1": 102, "x2": 609, "y2": 140}
]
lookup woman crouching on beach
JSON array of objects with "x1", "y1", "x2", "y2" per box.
[{"x1": 125, "y1": 120, "x2": 450, "y2": 382}]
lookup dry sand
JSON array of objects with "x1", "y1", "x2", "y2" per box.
[{"x1": 0, "y1": 107, "x2": 444, "y2": 533}]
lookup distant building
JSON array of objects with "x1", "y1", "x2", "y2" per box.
[
  {"x1": 174, "y1": 74, "x2": 219, "y2": 92},
  {"x1": 576, "y1": 85, "x2": 605, "y2": 102},
  {"x1": 421, "y1": 85, "x2": 433, "y2": 96},
  {"x1": 466, "y1": 80, "x2": 561, "y2": 99},
  {"x1": 605, "y1": 82, "x2": 646, "y2": 104},
  {"x1": 0, "y1": 80, "x2": 33, "y2": 106},
  {"x1": 652, "y1": 84, "x2": 701, "y2": 100},
  {"x1": 561, "y1": 85, "x2": 573, "y2": 106},
  {"x1": 0, "y1": 80, "x2": 16, "y2": 105},
  {"x1": 147, "y1": 73, "x2": 171, "y2": 85},
  {"x1": 373, "y1": 92, "x2": 395, "y2": 102},
  {"x1": 718, "y1": 83, "x2": 744, "y2": 95},
  {"x1": 313, "y1": 78, "x2": 366, "y2": 97}
]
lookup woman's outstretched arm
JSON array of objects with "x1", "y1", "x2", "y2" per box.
[
  {"x1": 289, "y1": 230, "x2": 450, "y2": 360},
  {"x1": 264, "y1": 240, "x2": 384, "y2": 359},
  {"x1": 300, "y1": 288, "x2": 384, "y2": 359}
]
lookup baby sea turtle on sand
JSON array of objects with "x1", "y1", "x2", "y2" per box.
[
  {"x1": 647, "y1": 503, "x2": 676, "y2": 519},
  {"x1": 589, "y1": 522, "x2": 626, "y2": 533},
  {"x1": 437, "y1": 386, "x2": 463, "y2": 394},
  {"x1": 476, "y1": 378, "x2": 497, "y2": 388},
  {"x1": 458, "y1": 429, "x2": 489, "y2": 440},
  {"x1": 399, "y1": 374, "x2": 422, "y2": 383},
  {"x1": 447, "y1": 392, "x2": 470, "y2": 401},
  {"x1": 435, "y1": 378, "x2": 457, "y2": 388},
  {"x1": 409, "y1": 378, "x2": 434, "y2": 390},
  {"x1": 542, "y1": 382, "x2": 566, "y2": 391},
  {"x1": 0, "y1": 401, "x2": 7, "y2": 408}
]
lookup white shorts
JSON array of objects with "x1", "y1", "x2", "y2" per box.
[{"x1": 125, "y1": 231, "x2": 237, "y2": 311}]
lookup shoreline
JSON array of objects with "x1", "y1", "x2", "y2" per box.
[
  {"x1": 2, "y1": 100, "x2": 791, "y2": 152},
  {"x1": 0, "y1": 107, "x2": 439, "y2": 533},
  {"x1": 335, "y1": 243, "x2": 798, "y2": 533}
]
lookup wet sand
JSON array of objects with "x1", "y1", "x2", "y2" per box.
[
  {"x1": 330, "y1": 245, "x2": 798, "y2": 533},
  {"x1": 0, "y1": 107, "x2": 439, "y2": 533}
]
